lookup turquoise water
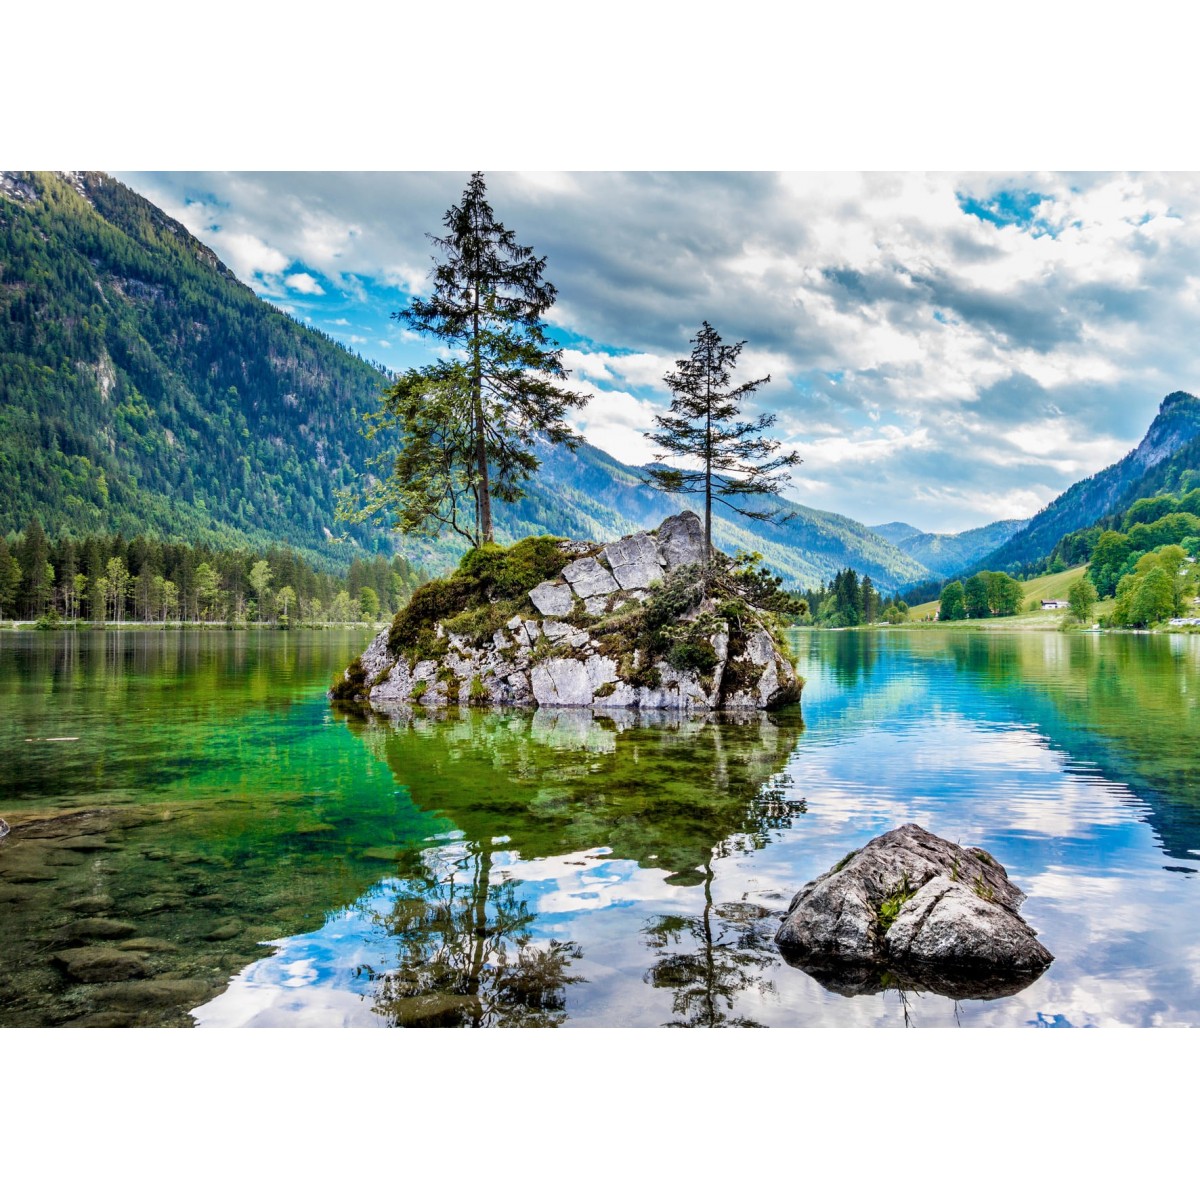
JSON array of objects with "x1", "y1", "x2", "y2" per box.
[{"x1": 1, "y1": 626, "x2": 1197, "y2": 1027}]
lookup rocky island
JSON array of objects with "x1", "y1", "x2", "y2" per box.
[{"x1": 331, "y1": 511, "x2": 803, "y2": 713}]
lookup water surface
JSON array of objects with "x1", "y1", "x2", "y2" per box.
[{"x1": 1, "y1": 626, "x2": 1197, "y2": 1027}]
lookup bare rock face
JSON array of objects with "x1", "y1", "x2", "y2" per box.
[
  {"x1": 775, "y1": 824, "x2": 1052, "y2": 997},
  {"x1": 602, "y1": 531, "x2": 664, "y2": 590},
  {"x1": 562, "y1": 555, "x2": 619, "y2": 598},
  {"x1": 656, "y1": 510, "x2": 705, "y2": 570},
  {"x1": 529, "y1": 581, "x2": 575, "y2": 618}
]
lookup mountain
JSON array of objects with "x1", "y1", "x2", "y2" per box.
[
  {"x1": 0, "y1": 170, "x2": 390, "y2": 568},
  {"x1": 870, "y1": 521, "x2": 924, "y2": 543},
  {"x1": 974, "y1": 392, "x2": 1200, "y2": 574},
  {"x1": 869, "y1": 518, "x2": 1028, "y2": 578},
  {"x1": 0, "y1": 170, "x2": 931, "y2": 592},
  {"x1": 471, "y1": 440, "x2": 933, "y2": 592}
]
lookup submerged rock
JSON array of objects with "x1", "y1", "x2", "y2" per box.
[
  {"x1": 775, "y1": 824, "x2": 1052, "y2": 998},
  {"x1": 334, "y1": 510, "x2": 803, "y2": 715},
  {"x1": 52, "y1": 946, "x2": 151, "y2": 983}
]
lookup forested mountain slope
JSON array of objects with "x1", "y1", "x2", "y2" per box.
[
  {"x1": 974, "y1": 391, "x2": 1200, "y2": 575},
  {"x1": 0, "y1": 170, "x2": 390, "y2": 567}
]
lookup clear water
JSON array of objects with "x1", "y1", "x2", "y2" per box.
[{"x1": 1, "y1": 626, "x2": 1197, "y2": 1027}]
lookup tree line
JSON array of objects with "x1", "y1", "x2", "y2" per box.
[
  {"x1": 0, "y1": 516, "x2": 425, "y2": 625},
  {"x1": 936, "y1": 570, "x2": 1024, "y2": 621},
  {"x1": 798, "y1": 568, "x2": 910, "y2": 627}
]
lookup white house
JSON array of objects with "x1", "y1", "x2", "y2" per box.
[{"x1": 1041, "y1": 599, "x2": 1069, "y2": 610}]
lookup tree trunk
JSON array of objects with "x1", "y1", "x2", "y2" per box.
[{"x1": 472, "y1": 296, "x2": 493, "y2": 543}]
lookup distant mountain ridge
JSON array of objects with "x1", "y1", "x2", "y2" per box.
[
  {"x1": 974, "y1": 391, "x2": 1200, "y2": 574},
  {"x1": 869, "y1": 517, "x2": 1028, "y2": 578}
]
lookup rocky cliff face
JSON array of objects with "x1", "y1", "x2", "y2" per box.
[{"x1": 337, "y1": 512, "x2": 803, "y2": 714}]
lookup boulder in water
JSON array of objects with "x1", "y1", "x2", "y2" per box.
[{"x1": 775, "y1": 824, "x2": 1052, "y2": 997}]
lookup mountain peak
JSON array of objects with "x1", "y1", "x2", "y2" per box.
[{"x1": 1160, "y1": 390, "x2": 1198, "y2": 414}]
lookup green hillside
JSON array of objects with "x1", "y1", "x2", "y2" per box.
[
  {"x1": 907, "y1": 564, "x2": 1096, "y2": 624},
  {"x1": 974, "y1": 391, "x2": 1200, "y2": 575},
  {"x1": 0, "y1": 170, "x2": 390, "y2": 568}
]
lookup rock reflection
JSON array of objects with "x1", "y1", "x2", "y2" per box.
[{"x1": 777, "y1": 950, "x2": 1049, "y2": 1004}]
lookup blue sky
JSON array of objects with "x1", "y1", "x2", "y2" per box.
[{"x1": 118, "y1": 170, "x2": 1200, "y2": 533}]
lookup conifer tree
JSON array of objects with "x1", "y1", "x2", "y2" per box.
[
  {"x1": 0, "y1": 539, "x2": 20, "y2": 620},
  {"x1": 378, "y1": 172, "x2": 587, "y2": 545},
  {"x1": 644, "y1": 322, "x2": 800, "y2": 568}
]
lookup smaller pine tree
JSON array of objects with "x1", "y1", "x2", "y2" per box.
[{"x1": 644, "y1": 321, "x2": 801, "y2": 571}]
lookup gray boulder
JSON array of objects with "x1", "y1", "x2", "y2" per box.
[
  {"x1": 775, "y1": 824, "x2": 1052, "y2": 995},
  {"x1": 562, "y1": 555, "x2": 619, "y2": 598},
  {"x1": 529, "y1": 581, "x2": 575, "y2": 618},
  {"x1": 602, "y1": 532, "x2": 664, "y2": 590},
  {"x1": 656, "y1": 511, "x2": 705, "y2": 570}
]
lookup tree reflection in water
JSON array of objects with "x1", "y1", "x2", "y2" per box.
[
  {"x1": 642, "y1": 870, "x2": 781, "y2": 1027},
  {"x1": 366, "y1": 844, "x2": 584, "y2": 1028}
]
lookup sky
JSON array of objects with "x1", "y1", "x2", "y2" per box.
[{"x1": 117, "y1": 170, "x2": 1200, "y2": 533}]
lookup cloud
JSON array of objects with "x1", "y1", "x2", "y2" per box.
[{"x1": 284, "y1": 271, "x2": 325, "y2": 295}]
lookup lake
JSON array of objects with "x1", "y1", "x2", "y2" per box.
[{"x1": 1, "y1": 625, "x2": 1197, "y2": 1027}]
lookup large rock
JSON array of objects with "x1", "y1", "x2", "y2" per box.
[
  {"x1": 775, "y1": 824, "x2": 1052, "y2": 996},
  {"x1": 602, "y1": 532, "x2": 664, "y2": 590},
  {"x1": 336, "y1": 510, "x2": 804, "y2": 715},
  {"x1": 562, "y1": 555, "x2": 619, "y2": 598},
  {"x1": 656, "y1": 511, "x2": 705, "y2": 570},
  {"x1": 531, "y1": 658, "x2": 595, "y2": 706},
  {"x1": 529, "y1": 581, "x2": 575, "y2": 618}
]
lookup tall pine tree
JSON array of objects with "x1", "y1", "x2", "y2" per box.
[
  {"x1": 381, "y1": 172, "x2": 587, "y2": 545},
  {"x1": 644, "y1": 322, "x2": 800, "y2": 568}
]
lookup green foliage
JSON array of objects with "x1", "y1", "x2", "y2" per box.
[
  {"x1": 804, "y1": 566, "x2": 882, "y2": 627},
  {"x1": 380, "y1": 172, "x2": 587, "y2": 545},
  {"x1": 876, "y1": 875, "x2": 916, "y2": 932},
  {"x1": 964, "y1": 572, "x2": 990, "y2": 619},
  {"x1": 387, "y1": 535, "x2": 568, "y2": 660},
  {"x1": 329, "y1": 655, "x2": 367, "y2": 703},
  {"x1": 1067, "y1": 576, "x2": 1099, "y2": 623},
  {"x1": 0, "y1": 524, "x2": 411, "y2": 624},
  {"x1": 1112, "y1": 557, "x2": 1179, "y2": 627},
  {"x1": 938, "y1": 580, "x2": 966, "y2": 621}
]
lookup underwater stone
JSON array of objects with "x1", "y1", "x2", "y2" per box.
[{"x1": 52, "y1": 946, "x2": 151, "y2": 983}]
